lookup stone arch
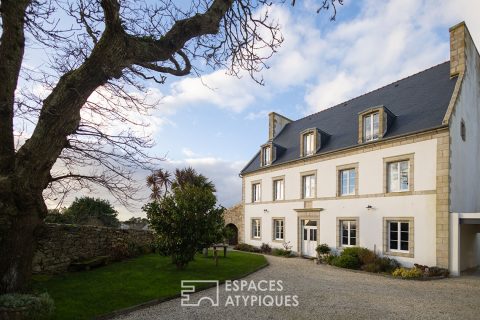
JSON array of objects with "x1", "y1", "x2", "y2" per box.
[
  {"x1": 223, "y1": 203, "x2": 244, "y2": 244},
  {"x1": 225, "y1": 223, "x2": 238, "y2": 245}
]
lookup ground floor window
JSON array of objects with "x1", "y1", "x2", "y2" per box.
[
  {"x1": 388, "y1": 221, "x2": 409, "y2": 252},
  {"x1": 273, "y1": 219, "x2": 284, "y2": 241},
  {"x1": 340, "y1": 220, "x2": 357, "y2": 246},
  {"x1": 251, "y1": 219, "x2": 261, "y2": 239}
]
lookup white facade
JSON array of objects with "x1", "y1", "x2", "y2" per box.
[{"x1": 244, "y1": 139, "x2": 439, "y2": 267}]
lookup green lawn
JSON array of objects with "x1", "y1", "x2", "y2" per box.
[{"x1": 32, "y1": 251, "x2": 267, "y2": 320}]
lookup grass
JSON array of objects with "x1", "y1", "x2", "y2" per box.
[{"x1": 32, "y1": 251, "x2": 267, "y2": 320}]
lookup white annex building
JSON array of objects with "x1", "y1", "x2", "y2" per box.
[{"x1": 240, "y1": 22, "x2": 480, "y2": 275}]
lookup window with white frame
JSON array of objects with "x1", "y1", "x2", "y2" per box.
[
  {"x1": 303, "y1": 132, "x2": 315, "y2": 156},
  {"x1": 388, "y1": 221, "x2": 409, "y2": 252},
  {"x1": 387, "y1": 160, "x2": 409, "y2": 192},
  {"x1": 251, "y1": 219, "x2": 261, "y2": 239},
  {"x1": 273, "y1": 219, "x2": 284, "y2": 240},
  {"x1": 273, "y1": 179, "x2": 284, "y2": 201},
  {"x1": 340, "y1": 169, "x2": 356, "y2": 196},
  {"x1": 302, "y1": 174, "x2": 315, "y2": 199},
  {"x1": 262, "y1": 146, "x2": 271, "y2": 166},
  {"x1": 252, "y1": 183, "x2": 261, "y2": 202},
  {"x1": 363, "y1": 112, "x2": 380, "y2": 142},
  {"x1": 340, "y1": 220, "x2": 357, "y2": 246}
]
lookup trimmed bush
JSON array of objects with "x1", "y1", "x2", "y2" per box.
[
  {"x1": 260, "y1": 243, "x2": 272, "y2": 254},
  {"x1": 316, "y1": 244, "x2": 331, "y2": 255},
  {"x1": 331, "y1": 254, "x2": 361, "y2": 269},
  {"x1": 362, "y1": 256, "x2": 400, "y2": 273},
  {"x1": 392, "y1": 267, "x2": 423, "y2": 279},
  {"x1": 0, "y1": 293, "x2": 55, "y2": 320},
  {"x1": 272, "y1": 248, "x2": 292, "y2": 257},
  {"x1": 234, "y1": 243, "x2": 257, "y2": 252},
  {"x1": 414, "y1": 264, "x2": 449, "y2": 277}
]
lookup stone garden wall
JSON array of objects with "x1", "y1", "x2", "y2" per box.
[{"x1": 33, "y1": 223, "x2": 155, "y2": 274}]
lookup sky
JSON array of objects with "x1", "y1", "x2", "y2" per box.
[{"x1": 27, "y1": 0, "x2": 480, "y2": 220}]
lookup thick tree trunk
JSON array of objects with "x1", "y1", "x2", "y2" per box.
[{"x1": 0, "y1": 178, "x2": 45, "y2": 294}]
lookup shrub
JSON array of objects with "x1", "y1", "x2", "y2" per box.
[
  {"x1": 340, "y1": 247, "x2": 375, "y2": 265},
  {"x1": 316, "y1": 244, "x2": 331, "y2": 255},
  {"x1": 392, "y1": 267, "x2": 423, "y2": 279},
  {"x1": 272, "y1": 248, "x2": 292, "y2": 257},
  {"x1": 234, "y1": 243, "x2": 256, "y2": 252},
  {"x1": 282, "y1": 241, "x2": 293, "y2": 255},
  {"x1": 325, "y1": 253, "x2": 337, "y2": 265},
  {"x1": 0, "y1": 293, "x2": 55, "y2": 320},
  {"x1": 331, "y1": 254, "x2": 360, "y2": 269},
  {"x1": 260, "y1": 243, "x2": 272, "y2": 254}
]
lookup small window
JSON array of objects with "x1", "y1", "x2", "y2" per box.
[
  {"x1": 388, "y1": 221, "x2": 409, "y2": 252},
  {"x1": 302, "y1": 174, "x2": 316, "y2": 199},
  {"x1": 262, "y1": 146, "x2": 271, "y2": 166},
  {"x1": 273, "y1": 219, "x2": 284, "y2": 240},
  {"x1": 363, "y1": 112, "x2": 380, "y2": 142},
  {"x1": 273, "y1": 179, "x2": 284, "y2": 201},
  {"x1": 387, "y1": 160, "x2": 409, "y2": 192},
  {"x1": 251, "y1": 219, "x2": 261, "y2": 239},
  {"x1": 252, "y1": 183, "x2": 261, "y2": 202},
  {"x1": 303, "y1": 132, "x2": 315, "y2": 156},
  {"x1": 461, "y1": 119, "x2": 466, "y2": 141},
  {"x1": 340, "y1": 169, "x2": 356, "y2": 196},
  {"x1": 340, "y1": 220, "x2": 357, "y2": 246}
]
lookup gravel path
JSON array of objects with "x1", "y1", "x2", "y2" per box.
[{"x1": 115, "y1": 255, "x2": 480, "y2": 320}]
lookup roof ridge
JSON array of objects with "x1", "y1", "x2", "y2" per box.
[{"x1": 295, "y1": 61, "x2": 451, "y2": 122}]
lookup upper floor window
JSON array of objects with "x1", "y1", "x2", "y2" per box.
[
  {"x1": 302, "y1": 174, "x2": 316, "y2": 199},
  {"x1": 387, "y1": 160, "x2": 409, "y2": 192},
  {"x1": 340, "y1": 169, "x2": 356, "y2": 196},
  {"x1": 252, "y1": 183, "x2": 261, "y2": 202},
  {"x1": 262, "y1": 146, "x2": 271, "y2": 166},
  {"x1": 303, "y1": 132, "x2": 315, "y2": 156},
  {"x1": 273, "y1": 179, "x2": 284, "y2": 201},
  {"x1": 363, "y1": 112, "x2": 379, "y2": 142}
]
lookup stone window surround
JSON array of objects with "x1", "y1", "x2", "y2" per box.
[
  {"x1": 358, "y1": 106, "x2": 386, "y2": 144},
  {"x1": 251, "y1": 179, "x2": 262, "y2": 203},
  {"x1": 300, "y1": 169, "x2": 317, "y2": 199},
  {"x1": 272, "y1": 217, "x2": 285, "y2": 243},
  {"x1": 336, "y1": 217, "x2": 360, "y2": 249},
  {"x1": 250, "y1": 217, "x2": 262, "y2": 240},
  {"x1": 336, "y1": 163, "x2": 359, "y2": 197},
  {"x1": 383, "y1": 217, "x2": 414, "y2": 258},
  {"x1": 383, "y1": 153, "x2": 415, "y2": 194},
  {"x1": 272, "y1": 175, "x2": 285, "y2": 201},
  {"x1": 299, "y1": 128, "x2": 318, "y2": 157},
  {"x1": 260, "y1": 143, "x2": 273, "y2": 167}
]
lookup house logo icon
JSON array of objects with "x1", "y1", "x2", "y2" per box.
[{"x1": 181, "y1": 280, "x2": 220, "y2": 307}]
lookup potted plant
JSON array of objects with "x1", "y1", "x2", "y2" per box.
[{"x1": 316, "y1": 243, "x2": 331, "y2": 263}]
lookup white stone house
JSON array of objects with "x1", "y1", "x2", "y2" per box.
[{"x1": 240, "y1": 22, "x2": 480, "y2": 275}]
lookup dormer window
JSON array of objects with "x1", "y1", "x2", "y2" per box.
[
  {"x1": 262, "y1": 146, "x2": 271, "y2": 166},
  {"x1": 303, "y1": 132, "x2": 315, "y2": 156},
  {"x1": 363, "y1": 112, "x2": 379, "y2": 142},
  {"x1": 358, "y1": 105, "x2": 396, "y2": 144}
]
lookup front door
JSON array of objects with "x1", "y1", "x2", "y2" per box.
[{"x1": 301, "y1": 220, "x2": 318, "y2": 257}]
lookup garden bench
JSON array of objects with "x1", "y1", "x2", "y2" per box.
[
  {"x1": 203, "y1": 244, "x2": 228, "y2": 258},
  {"x1": 69, "y1": 255, "x2": 110, "y2": 271}
]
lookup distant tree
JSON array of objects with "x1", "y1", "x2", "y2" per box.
[
  {"x1": 65, "y1": 197, "x2": 120, "y2": 228},
  {"x1": 145, "y1": 168, "x2": 224, "y2": 269},
  {"x1": 44, "y1": 208, "x2": 72, "y2": 224}
]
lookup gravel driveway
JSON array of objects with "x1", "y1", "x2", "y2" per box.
[{"x1": 115, "y1": 255, "x2": 480, "y2": 320}]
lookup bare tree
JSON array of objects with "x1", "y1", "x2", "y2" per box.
[{"x1": 0, "y1": 0, "x2": 341, "y2": 293}]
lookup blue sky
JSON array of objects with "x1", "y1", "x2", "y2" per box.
[{"x1": 21, "y1": 0, "x2": 480, "y2": 219}]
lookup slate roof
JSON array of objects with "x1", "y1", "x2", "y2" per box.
[{"x1": 241, "y1": 62, "x2": 458, "y2": 175}]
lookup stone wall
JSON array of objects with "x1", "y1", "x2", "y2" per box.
[
  {"x1": 224, "y1": 203, "x2": 244, "y2": 243},
  {"x1": 33, "y1": 223, "x2": 155, "y2": 274}
]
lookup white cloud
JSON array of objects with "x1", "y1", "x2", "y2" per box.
[{"x1": 304, "y1": 0, "x2": 480, "y2": 114}]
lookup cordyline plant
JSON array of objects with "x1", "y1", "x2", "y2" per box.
[{"x1": 0, "y1": 0, "x2": 341, "y2": 293}]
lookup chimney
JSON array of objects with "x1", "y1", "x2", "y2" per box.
[
  {"x1": 449, "y1": 22, "x2": 468, "y2": 77},
  {"x1": 268, "y1": 112, "x2": 292, "y2": 140}
]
